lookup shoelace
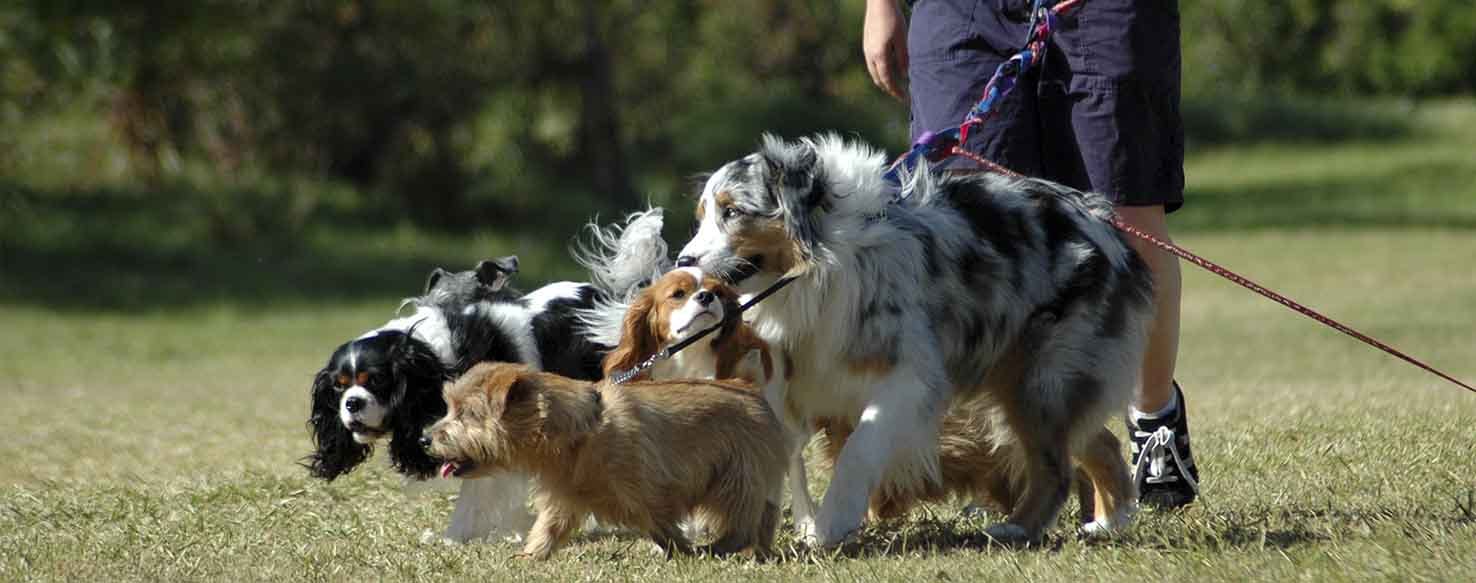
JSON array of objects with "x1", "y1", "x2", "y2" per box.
[{"x1": 1133, "y1": 426, "x2": 1199, "y2": 492}]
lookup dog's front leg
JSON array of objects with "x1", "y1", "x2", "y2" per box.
[
  {"x1": 813, "y1": 366, "x2": 946, "y2": 547},
  {"x1": 522, "y1": 502, "x2": 579, "y2": 560},
  {"x1": 786, "y1": 434, "x2": 819, "y2": 543},
  {"x1": 443, "y1": 472, "x2": 534, "y2": 543}
]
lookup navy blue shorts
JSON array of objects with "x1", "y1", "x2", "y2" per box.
[{"x1": 908, "y1": 0, "x2": 1184, "y2": 211}]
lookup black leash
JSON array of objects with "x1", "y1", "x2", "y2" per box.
[{"x1": 609, "y1": 275, "x2": 797, "y2": 384}]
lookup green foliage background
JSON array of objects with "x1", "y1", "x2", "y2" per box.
[{"x1": 2, "y1": 0, "x2": 1472, "y2": 237}]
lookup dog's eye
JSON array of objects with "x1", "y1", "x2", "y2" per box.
[
  {"x1": 670, "y1": 289, "x2": 687, "y2": 300},
  {"x1": 721, "y1": 206, "x2": 740, "y2": 221},
  {"x1": 335, "y1": 373, "x2": 350, "y2": 387}
]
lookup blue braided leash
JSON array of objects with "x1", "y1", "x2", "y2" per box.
[{"x1": 883, "y1": 0, "x2": 1083, "y2": 188}]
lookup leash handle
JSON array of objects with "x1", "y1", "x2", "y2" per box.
[{"x1": 885, "y1": 0, "x2": 1086, "y2": 184}]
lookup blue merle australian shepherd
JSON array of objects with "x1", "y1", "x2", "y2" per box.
[{"x1": 675, "y1": 135, "x2": 1155, "y2": 546}]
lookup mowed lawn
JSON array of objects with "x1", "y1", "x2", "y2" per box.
[{"x1": 3, "y1": 102, "x2": 1476, "y2": 581}]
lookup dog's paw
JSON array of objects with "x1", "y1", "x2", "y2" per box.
[
  {"x1": 959, "y1": 503, "x2": 993, "y2": 521},
  {"x1": 1078, "y1": 520, "x2": 1116, "y2": 539},
  {"x1": 680, "y1": 517, "x2": 712, "y2": 544},
  {"x1": 419, "y1": 529, "x2": 457, "y2": 546},
  {"x1": 793, "y1": 517, "x2": 819, "y2": 546},
  {"x1": 1078, "y1": 503, "x2": 1137, "y2": 540},
  {"x1": 815, "y1": 524, "x2": 862, "y2": 550},
  {"x1": 982, "y1": 522, "x2": 1034, "y2": 547},
  {"x1": 439, "y1": 525, "x2": 524, "y2": 545}
]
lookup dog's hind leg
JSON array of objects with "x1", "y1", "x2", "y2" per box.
[
  {"x1": 985, "y1": 355, "x2": 1074, "y2": 545},
  {"x1": 699, "y1": 500, "x2": 780, "y2": 559},
  {"x1": 988, "y1": 301, "x2": 1138, "y2": 545},
  {"x1": 988, "y1": 432, "x2": 1071, "y2": 546},
  {"x1": 1074, "y1": 466, "x2": 1097, "y2": 526},
  {"x1": 756, "y1": 500, "x2": 780, "y2": 557},
  {"x1": 650, "y1": 522, "x2": 695, "y2": 558},
  {"x1": 1076, "y1": 427, "x2": 1137, "y2": 537}
]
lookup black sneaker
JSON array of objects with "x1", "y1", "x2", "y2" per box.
[{"x1": 1127, "y1": 382, "x2": 1200, "y2": 509}]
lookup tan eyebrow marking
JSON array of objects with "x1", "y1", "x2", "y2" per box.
[{"x1": 714, "y1": 191, "x2": 735, "y2": 210}]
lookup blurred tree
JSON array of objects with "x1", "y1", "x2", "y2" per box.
[
  {"x1": 1181, "y1": 0, "x2": 1476, "y2": 96},
  {"x1": 3, "y1": 0, "x2": 1472, "y2": 234}
]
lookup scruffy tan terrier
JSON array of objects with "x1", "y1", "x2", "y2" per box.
[{"x1": 425, "y1": 362, "x2": 788, "y2": 560}]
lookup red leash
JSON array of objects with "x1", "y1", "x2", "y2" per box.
[{"x1": 947, "y1": 146, "x2": 1476, "y2": 395}]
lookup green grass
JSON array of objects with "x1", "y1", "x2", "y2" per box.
[{"x1": 4, "y1": 100, "x2": 1476, "y2": 581}]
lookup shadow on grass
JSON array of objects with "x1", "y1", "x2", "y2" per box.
[
  {"x1": 1181, "y1": 95, "x2": 1413, "y2": 147},
  {"x1": 5, "y1": 107, "x2": 1474, "y2": 312},
  {"x1": 0, "y1": 182, "x2": 589, "y2": 312},
  {"x1": 1175, "y1": 159, "x2": 1476, "y2": 232},
  {"x1": 780, "y1": 513, "x2": 1330, "y2": 559},
  {"x1": 776, "y1": 498, "x2": 1476, "y2": 559}
]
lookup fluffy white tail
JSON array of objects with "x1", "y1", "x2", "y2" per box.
[
  {"x1": 571, "y1": 209, "x2": 670, "y2": 349},
  {"x1": 572, "y1": 208, "x2": 671, "y2": 302}
]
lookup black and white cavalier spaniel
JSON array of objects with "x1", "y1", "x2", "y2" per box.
[{"x1": 303, "y1": 210, "x2": 670, "y2": 542}]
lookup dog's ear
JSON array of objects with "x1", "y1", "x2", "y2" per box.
[
  {"x1": 387, "y1": 401, "x2": 444, "y2": 479},
  {"x1": 759, "y1": 135, "x2": 828, "y2": 266},
  {"x1": 495, "y1": 368, "x2": 538, "y2": 415},
  {"x1": 475, "y1": 256, "x2": 519, "y2": 292},
  {"x1": 301, "y1": 367, "x2": 372, "y2": 481},
  {"x1": 759, "y1": 134, "x2": 825, "y2": 208},
  {"x1": 534, "y1": 379, "x2": 600, "y2": 438},
  {"x1": 423, "y1": 268, "x2": 451, "y2": 295},
  {"x1": 386, "y1": 340, "x2": 449, "y2": 480},
  {"x1": 601, "y1": 293, "x2": 657, "y2": 381}
]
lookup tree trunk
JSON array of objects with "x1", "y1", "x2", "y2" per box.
[{"x1": 576, "y1": 0, "x2": 638, "y2": 211}]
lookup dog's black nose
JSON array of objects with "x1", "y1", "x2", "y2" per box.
[
  {"x1": 418, "y1": 435, "x2": 432, "y2": 450},
  {"x1": 694, "y1": 290, "x2": 714, "y2": 306},
  {"x1": 344, "y1": 396, "x2": 366, "y2": 413},
  {"x1": 676, "y1": 255, "x2": 698, "y2": 268}
]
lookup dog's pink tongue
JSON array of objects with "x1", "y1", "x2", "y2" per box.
[{"x1": 439, "y1": 462, "x2": 457, "y2": 479}]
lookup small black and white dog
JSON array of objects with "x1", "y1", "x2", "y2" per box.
[
  {"x1": 304, "y1": 256, "x2": 610, "y2": 481},
  {"x1": 303, "y1": 210, "x2": 670, "y2": 542}
]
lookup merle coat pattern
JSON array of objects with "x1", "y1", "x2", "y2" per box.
[{"x1": 675, "y1": 135, "x2": 1154, "y2": 545}]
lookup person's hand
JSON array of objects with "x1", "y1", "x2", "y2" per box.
[{"x1": 863, "y1": 0, "x2": 909, "y2": 102}]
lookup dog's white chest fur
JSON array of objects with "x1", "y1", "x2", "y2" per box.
[{"x1": 653, "y1": 348, "x2": 721, "y2": 381}]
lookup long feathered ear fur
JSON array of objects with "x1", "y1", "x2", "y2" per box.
[
  {"x1": 601, "y1": 292, "x2": 658, "y2": 380},
  {"x1": 385, "y1": 333, "x2": 450, "y2": 479},
  {"x1": 303, "y1": 368, "x2": 371, "y2": 481}
]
